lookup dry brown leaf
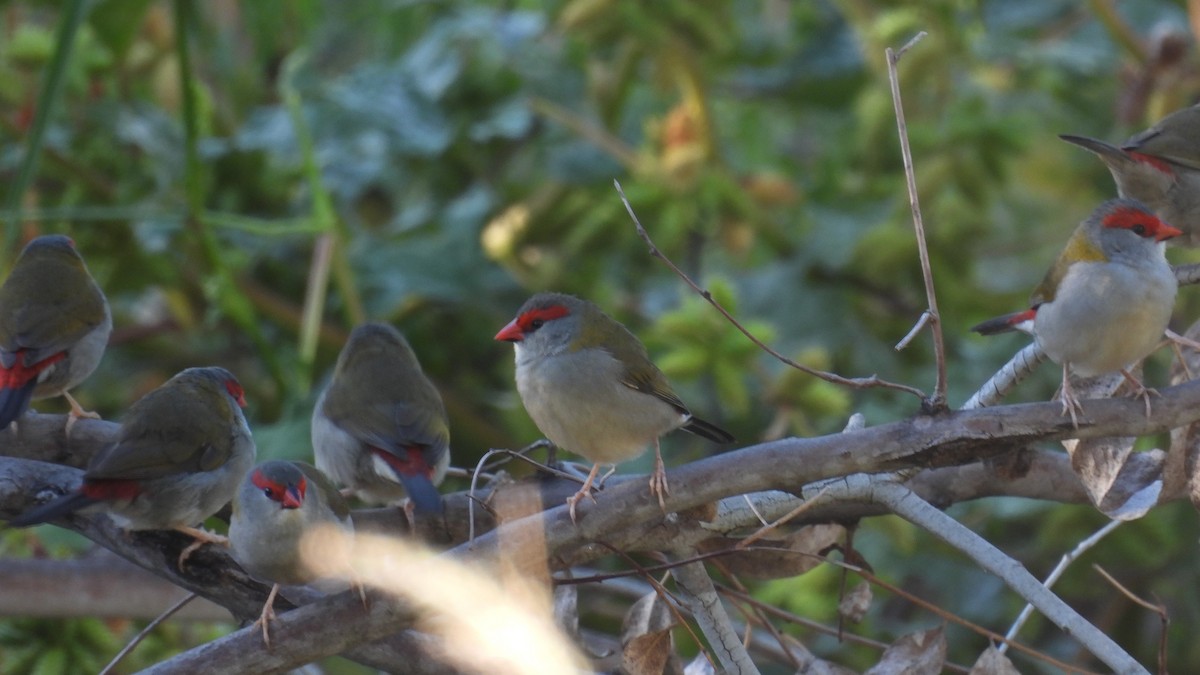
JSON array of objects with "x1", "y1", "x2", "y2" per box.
[
  {"x1": 700, "y1": 524, "x2": 844, "y2": 580},
  {"x1": 621, "y1": 592, "x2": 678, "y2": 675},
  {"x1": 1060, "y1": 370, "x2": 1164, "y2": 520},
  {"x1": 838, "y1": 580, "x2": 872, "y2": 624},
  {"x1": 623, "y1": 629, "x2": 673, "y2": 675},
  {"x1": 968, "y1": 645, "x2": 1020, "y2": 675},
  {"x1": 863, "y1": 625, "x2": 947, "y2": 675}
]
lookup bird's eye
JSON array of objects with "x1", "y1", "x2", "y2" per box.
[
  {"x1": 1132, "y1": 223, "x2": 1147, "y2": 236},
  {"x1": 529, "y1": 319, "x2": 544, "y2": 330},
  {"x1": 262, "y1": 487, "x2": 274, "y2": 498}
]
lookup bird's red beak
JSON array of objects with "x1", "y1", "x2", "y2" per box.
[
  {"x1": 281, "y1": 486, "x2": 303, "y2": 509},
  {"x1": 494, "y1": 319, "x2": 524, "y2": 342},
  {"x1": 1157, "y1": 222, "x2": 1184, "y2": 241}
]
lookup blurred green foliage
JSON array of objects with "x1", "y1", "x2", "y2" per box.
[{"x1": 3, "y1": 0, "x2": 1200, "y2": 671}]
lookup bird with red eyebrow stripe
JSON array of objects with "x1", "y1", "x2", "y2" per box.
[
  {"x1": 312, "y1": 323, "x2": 450, "y2": 515},
  {"x1": 230, "y1": 460, "x2": 356, "y2": 647},
  {"x1": 0, "y1": 235, "x2": 111, "y2": 432},
  {"x1": 972, "y1": 199, "x2": 1181, "y2": 427},
  {"x1": 495, "y1": 292, "x2": 733, "y2": 522},
  {"x1": 1061, "y1": 104, "x2": 1200, "y2": 247},
  {"x1": 8, "y1": 367, "x2": 256, "y2": 566}
]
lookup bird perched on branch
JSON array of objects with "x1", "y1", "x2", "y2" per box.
[
  {"x1": 495, "y1": 292, "x2": 733, "y2": 521},
  {"x1": 8, "y1": 367, "x2": 255, "y2": 566},
  {"x1": 971, "y1": 199, "x2": 1180, "y2": 426},
  {"x1": 230, "y1": 460, "x2": 357, "y2": 647},
  {"x1": 0, "y1": 235, "x2": 111, "y2": 432},
  {"x1": 312, "y1": 323, "x2": 450, "y2": 514},
  {"x1": 1061, "y1": 104, "x2": 1200, "y2": 246}
]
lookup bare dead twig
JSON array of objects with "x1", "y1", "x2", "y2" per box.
[
  {"x1": 613, "y1": 180, "x2": 926, "y2": 400},
  {"x1": 99, "y1": 593, "x2": 198, "y2": 675},
  {"x1": 885, "y1": 32, "x2": 947, "y2": 411},
  {"x1": 1092, "y1": 564, "x2": 1170, "y2": 675}
]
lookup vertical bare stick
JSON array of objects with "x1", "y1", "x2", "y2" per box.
[{"x1": 886, "y1": 32, "x2": 947, "y2": 410}]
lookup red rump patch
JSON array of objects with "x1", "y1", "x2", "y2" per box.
[
  {"x1": 1127, "y1": 150, "x2": 1173, "y2": 175},
  {"x1": 0, "y1": 350, "x2": 66, "y2": 390},
  {"x1": 82, "y1": 479, "x2": 141, "y2": 501},
  {"x1": 1008, "y1": 308, "x2": 1037, "y2": 325},
  {"x1": 372, "y1": 446, "x2": 433, "y2": 478}
]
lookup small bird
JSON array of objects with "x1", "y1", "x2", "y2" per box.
[
  {"x1": 1061, "y1": 104, "x2": 1200, "y2": 246},
  {"x1": 312, "y1": 323, "x2": 450, "y2": 514},
  {"x1": 229, "y1": 460, "x2": 356, "y2": 647},
  {"x1": 495, "y1": 292, "x2": 734, "y2": 521},
  {"x1": 0, "y1": 235, "x2": 111, "y2": 431},
  {"x1": 971, "y1": 199, "x2": 1180, "y2": 426},
  {"x1": 9, "y1": 367, "x2": 256, "y2": 565}
]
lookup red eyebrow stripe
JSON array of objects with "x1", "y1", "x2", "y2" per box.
[
  {"x1": 518, "y1": 305, "x2": 570, "y2": 331},
  {"x1": 1101, "y1": 208, "x2": 1158, "y2": 232}
]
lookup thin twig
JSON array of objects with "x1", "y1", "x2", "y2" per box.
[
  {"x1": 597, "y1": 543, "x2": 716, "y2": 671},
  {"x1": 1093, "y1": 564, "x2": 1170, "y2": 674},
  {"x1": 614, "y1": 179, "x2": 925, "y2": 400},
  {"x1": 712, "y1": 563, "x2": 804, "y2": 670},
  {"x1": 895, "y1": 310, "x2": 932, "y2": 351},
  {"x1": 469, "y1": 449, "x2": 505, "y2": 542},
  {"x1": 999, "y1": 519, "x2": 1122, "y2": 653},
  {"x1": 734, "y1": 485, "x2": 830, "y2": 550},
  {"x1": 885, "y1": 32, "x2": 947, "y2": 411},
  {"x1": 99, "y1": 593, "x2": 198, "y2": 675}
]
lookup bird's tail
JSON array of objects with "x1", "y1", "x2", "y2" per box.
[
  {"x1": 1058, "y1": 134, "x2": 1128, "y2": 165},
  {"x1": 8, "y1": 491, "x2": 95, "y2": 528},
  {"x1": 0, "y1": 378, "x2": 38, "y2": 431},
  {"x1": 397, "y1": 473, "x2": 443, "y2": 514},
  {"x1": 970, "y1": 309, "x2": 1037, "y2": 336},
  {"x1": 682, "y1": 416, "x2": 734, "y2": 444}
]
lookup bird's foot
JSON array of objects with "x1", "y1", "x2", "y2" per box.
[
  {"x1": 566, "y1": 486, "x2": 596, "y2": 524},
  {"x1": 1120, "y1": 368, "x2": 1158, "y2": 418},
  {"x1": 174, "y1": 525, "x2": 229, "y2": 570},
  {"x1": 252, "y1": 584, "x2": 281, "y2": 648},
  {"x1": 649, "y1": 453, "x2": 670, "y2": 510},
  {"x1": 62, "y1": 391, "x2": 100, "y2": 437},
  {"x1": 1058, "y1": 364, "x2": 1083, "y2": 429}
]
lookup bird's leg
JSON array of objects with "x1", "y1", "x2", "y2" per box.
[
  {"x1": 1119, "y1": 368, "x2": 1157, "y2": 418},
  {"x1": 595, "y1": 464, "x2": 618, "y2": 489},
  {"x1": 252, "y1": 583, "x2": 281, "y2": 648},
  {"x1": 649, "y1": 439, "x2": 669, "y2": 510},
  {"x1": 1058, "y1": 363, "x2": 1083, "y2": 429},
  {"x1": 1170, "y1": 340, "x2": 1195, "y2": 381},
  {"x1": 61, "y1": 390, "x2": 100, "y2": 437},
  {"x1": 565, "y1": 462, "x2": 601, "y2": 524},
  {"x1": 174, "y1": 525, "x2": 229, "y2": 570}
]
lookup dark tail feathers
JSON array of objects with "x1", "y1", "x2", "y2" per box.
[
  {"x1": 0, "y1": 379, "x2": 38, "y2": 431},
  {"x1": 396, "y1": 474, "x2": 444, "y2": 514},
  {"x1": 970, "y1": 309, "x2": 1036, "y2": 336},
  {"x1": 683, "y1": 416, "x2": 734, "y2": 444},
  {"x1": 8, "y1": 491, "x2": 95, "y2": 528}
]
